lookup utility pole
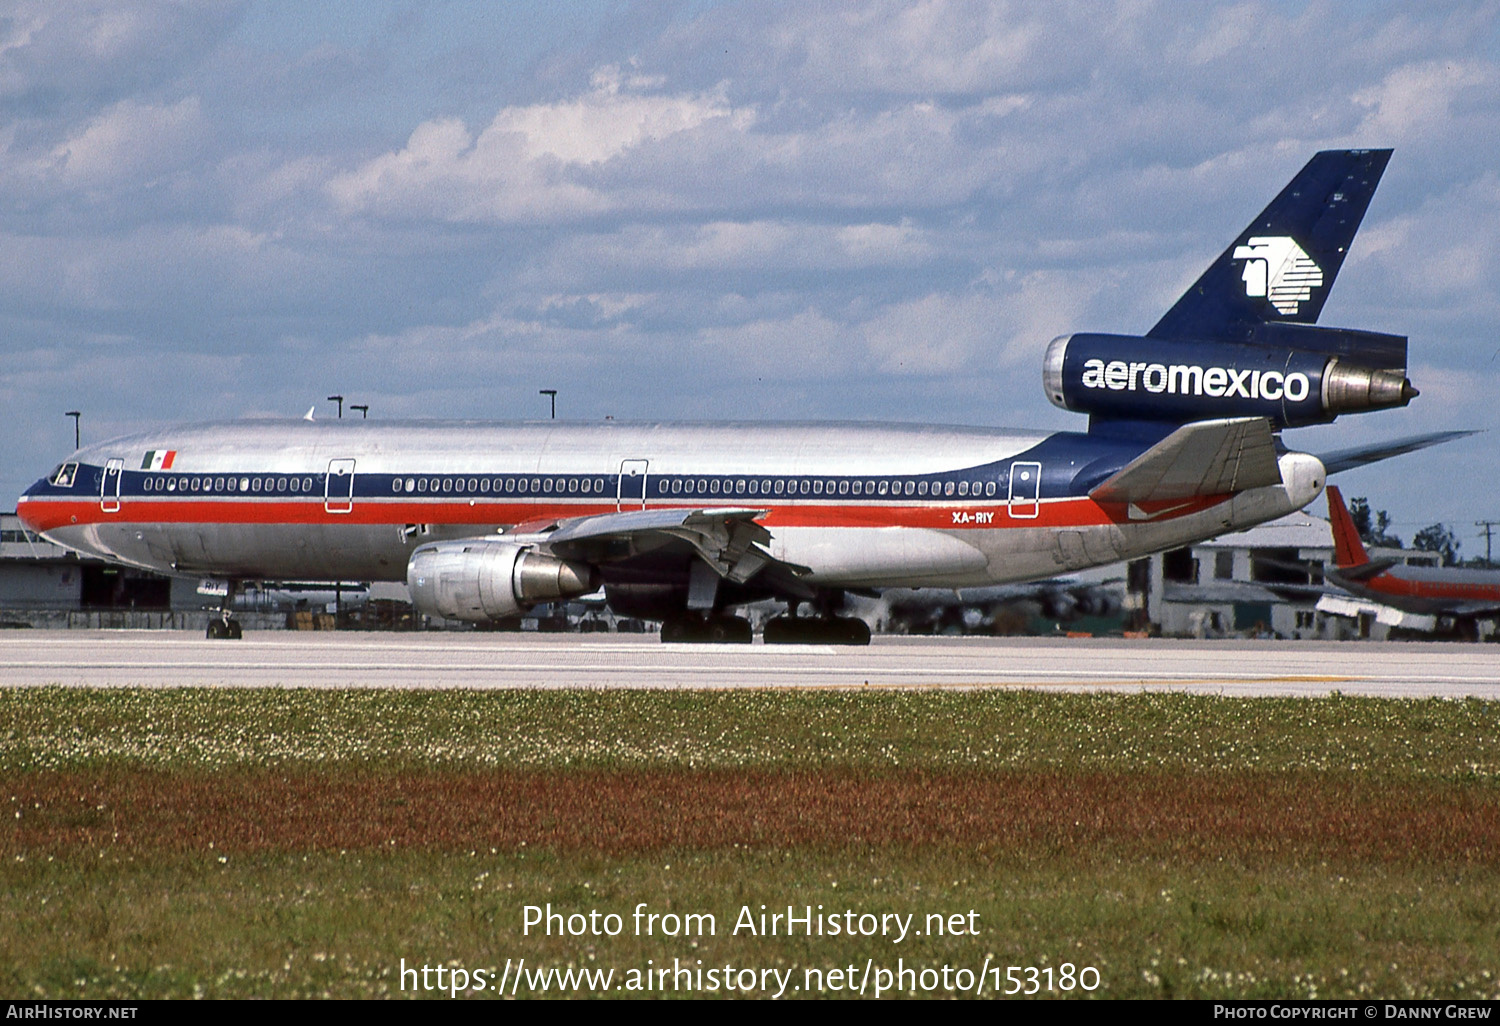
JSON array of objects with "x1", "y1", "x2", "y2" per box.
[
  {"x1": 65, "y1": 411, "x2": 81, "y2": 450},
  {"x1": 539, "y1": 389, "x2": 557, "y2": 419},
  {"x1": 350, "y1": 404, "x2": 368, "y2": 419},
  {"x1": 327, "y1": 394, "x2": 344, "y2": 419},
  {"x1": 1477, "y1": 520, "x2": 1500, "y2": 565}
]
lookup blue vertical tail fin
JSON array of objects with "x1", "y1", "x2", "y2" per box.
[{"x1": 1148, "y1": 149, "x2": 1393, "y2": 341}]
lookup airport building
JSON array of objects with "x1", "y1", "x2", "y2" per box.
[{"x1": 1135, "y1": 510, "x2": 1336, "y2": 639}]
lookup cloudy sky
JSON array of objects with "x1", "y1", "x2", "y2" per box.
[{"x1": 3, "y1": 1, "x2": 1499, "y2": 550}]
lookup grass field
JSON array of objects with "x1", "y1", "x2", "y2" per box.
[{"x1": 3, "y1": 687, "x2": 1499, "y2": 999}]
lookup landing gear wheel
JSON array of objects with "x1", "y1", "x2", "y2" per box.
[
  {"x1": 762, "y1": 615, "x2": 870, "y2": 646},
  {"x1": 660, "y1": 614, "x2": 752, "y2": 644},
  {"x1": 206, "y1": 618, "x2": 243, "y2": 640}
]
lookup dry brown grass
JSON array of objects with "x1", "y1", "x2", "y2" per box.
[{"x1": 9, "y1": 767, "x2": 1500, "y2": 866}]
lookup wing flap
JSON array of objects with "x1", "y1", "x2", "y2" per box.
[
  {"x1": 533, "y1": 506, "x2": 809, "y2": 585},
  {"x1": 1090, "y1": 417, "x2": 1282, "y2": 505}
]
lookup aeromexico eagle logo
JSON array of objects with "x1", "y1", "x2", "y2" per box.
[{"x1": 1232, "y1": 236, "x2": 1322, "y2": 315}]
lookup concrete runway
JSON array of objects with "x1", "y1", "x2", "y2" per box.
[{"x1": 0, "y1": 629, "x2": 1497, "y2": 697}]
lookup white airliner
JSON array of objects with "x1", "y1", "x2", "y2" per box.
[{"x1": 17, "y1": 149, "x2": 1452, "y2": 643}]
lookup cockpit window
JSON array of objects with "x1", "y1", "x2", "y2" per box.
[{"x1": 51, "y1": 463, "x2": 78, "y2": 488}]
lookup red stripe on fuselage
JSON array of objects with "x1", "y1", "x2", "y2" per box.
[
  {"x1": 1367, "y1": 573, "x2": 1500, "y2": 603},
  {"x1": 16, "y1": 494, "x2": 1167, "y2": 533}
]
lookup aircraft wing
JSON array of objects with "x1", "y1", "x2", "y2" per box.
[
  {"x1": 514, "y1": 506, "x2": 812, "y2": 588},
  {"x1": 1316, "y1": 430, "x2": 1478, "y2": 475},
  {"x1": 1089, "y1": 417, "x2": 1281, "y2": 505}
]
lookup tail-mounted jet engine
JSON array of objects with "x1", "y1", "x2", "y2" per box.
[
  {"x1": 407, "y1": 540, "x2": 598, "y2": 623},
  {"x1": 1043, "y1": 327, "x2": 1416, "y2": 429}
]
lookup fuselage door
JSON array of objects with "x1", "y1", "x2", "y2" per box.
[
  {"x1": 1008, "y1": 461, "x2": 1041, "y2": 519},
  {"x1": 325, "y1": 458, "x2": 356, "y2": 514},
  {"x1": 100, "y1": 458, "x2": 124, "y2": 514},
  {"x1": 617, "y1": 459, "x2": 649, "y2": 511}
]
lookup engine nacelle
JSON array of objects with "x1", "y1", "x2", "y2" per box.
[
  {"x1": 1043, "y1": 332, "x2": 1415, "y2": 428},
  {"x1": 407, "y1": 540, "x2": 598, "y2": 623}
]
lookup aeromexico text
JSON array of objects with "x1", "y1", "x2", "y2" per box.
[{"x1": 1079, "y1": 359, "x2": 1311, "y2": 402}]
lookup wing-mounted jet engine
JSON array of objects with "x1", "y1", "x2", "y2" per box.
[{"x1": 406, "y1": 539, "x2": 597, "y2": 622}]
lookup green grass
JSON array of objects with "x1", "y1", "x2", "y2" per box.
[{"x1": 3, "y1": 688, "x2": 1499, "y2": 999}]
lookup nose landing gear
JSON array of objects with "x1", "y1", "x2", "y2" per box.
[{"x1": 206, "y1": 579, "x2": 243, "y2": 639}]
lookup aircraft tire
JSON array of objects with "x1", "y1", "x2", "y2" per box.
[
  {"x1": 837, "y1": 616, "x2": 872, "y2": 646},
  {"x1": 660, "y1": 617, "x2": 693, "y2": 643},
  {"x1": 707, "y1": 616, "x2": 753, "y2": 644},
  {"x1": 227, "y1": 619, "x2": 243, "y2": 640},
  {"x1": 763, "y1": 616, "x2": 871, "y2": 646},
  {"x1": 206, "y1": 620, "x2": 225, "y2": 640}
]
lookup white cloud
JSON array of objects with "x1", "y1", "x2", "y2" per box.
[
  {"x1": 49, "y1": 97, "x2": 206, "y2": 188},
  {"x1": 1352, "y1": 59, "x2": 1497, "y2": 141},
  {"x1": 327, "y1": 71, "x2": 751, "y2": 223}
]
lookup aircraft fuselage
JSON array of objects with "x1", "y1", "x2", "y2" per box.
[{"x1": 18, "y1": 418, "x2": 1320, "y2": 591}]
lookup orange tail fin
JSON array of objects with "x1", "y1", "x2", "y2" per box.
[{"x1": 1325, "y1": 485, "x2": 1371, "y2": 568}]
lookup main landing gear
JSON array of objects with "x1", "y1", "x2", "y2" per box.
[
  {"x1": 206, "y1": 579, "x2": 243, "y2": 640},
  {"x1": 762, "y1": 615, "x2": 871, "y2": 646},
  {"x1": 661, "y1": 613, "x2": 754, "y2": 644},
  {"x1": 763, "y1": 594, "x2": 872, "y2": 646}
]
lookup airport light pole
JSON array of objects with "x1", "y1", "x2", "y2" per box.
[
  {"x1": 540, "y1": 389, "x2": 557, "y2": 419},
  {"x1": 350, "y1": 404, "x2": 368, "y2": 419},
  {"x1": 327, "y1": 394, "x2": 344, "y2": 419},
  {"x1": 65, "y1": 411, "x2": 80, "y2": 451}
]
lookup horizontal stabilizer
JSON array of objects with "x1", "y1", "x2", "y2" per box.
[
  {"x1": 1090, "y1": 417, "x2": 1281, "y2": 505},
  {"x1": 1317, "y1": 430, "x2": 1478, "y2": 475},
  {"x1": 1331, "y1": 560, "x2": 1399, "y2": 583}
]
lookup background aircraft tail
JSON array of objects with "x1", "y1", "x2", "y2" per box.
[{"x1": 1325, "y1": 485, "x2": 1372, "y2": 569}]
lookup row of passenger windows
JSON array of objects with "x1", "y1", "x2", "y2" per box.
[
  {"x1": 143, "y1": 475, "x2": 315, "y2": 494},
  {"x1": 134, "y1": 473, "x2": 1011, "y2": 499},
  {"x1": 391, "y1": 476, "x2": 1006, "y2": 497}
]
